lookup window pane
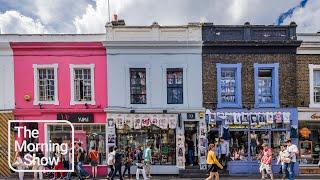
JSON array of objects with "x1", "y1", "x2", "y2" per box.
[
  {"x1": 220, "y1": 68, "x2": 236, "y2": 103},
  {"x1": 230, "y1": 131, "x2": 248, "y2": 161},
  {"x1": 258, "y1": 69, "x2": 273, "y2": 104},
  {"x1": 130, "y1": 68, "x2": 147, "y2": 104},
  {"x1": 38, "y1": 68, "x2": 55, "y2": 101},
  {"x1": 74, "y1": 68, "x2": 92, "y2": 102},
  {"x1": 167, "y1": 68, "x2": 183, "y2": 104}
]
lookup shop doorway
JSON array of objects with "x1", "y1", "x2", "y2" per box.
[{"x1": 184, "y1": 121, "x2": 198, "y2": 166}]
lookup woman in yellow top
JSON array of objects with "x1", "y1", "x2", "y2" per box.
[{"x1": 206, "y1": 144, "x2": 223, "y2": 180}]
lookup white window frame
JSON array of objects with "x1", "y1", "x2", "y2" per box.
[
  {"x1": 309, "y1": 64, "x2": 320, "y2": 108},
  {"x1": 70, "y1": 64, "x2": 95, "y2": 105},
  {"x1": 33, "y1": 64, "x2": 59, "y2": 105}
]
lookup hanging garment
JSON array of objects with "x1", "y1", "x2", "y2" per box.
[
  {"x1": 142, "y1": 115, "x2": 151, "y2": 127},
  {"x1": 168, "y1": 115, "x2": 177, "y2": 129},
  {"x1": 283, "y1": 112, "x2": 291, "y2": 124},
  {"x1": 134, "y1": 115, "x2": 142, "y2": 129},
  {"x1": 290, "y1": 126, "x2": 298, "y2": 138},
  {"x1": 266, "y1": 112, "x2": 274, "y2": 124},
  {"x1": 151, "y1": 114, "x2": 160, "y2": 127},
  {"x1": 241, "y1": 113, "x2": 249, "y2": 125},
  {"x1": 125, "y1": 114, "x2": 134, "y2": 129},
  {"x1": 222, "y1": 127, "x2": 231, "y2": 140},
  {"x1": 275, "y1": 112, "x2": 282, "y2": 123}
]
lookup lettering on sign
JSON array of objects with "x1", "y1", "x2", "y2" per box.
[
  {"x1": 57, "y1": 113, "x2": 94, "y2": 123},
  {"x1": 187, "y1": 113, "x2": 196, "y2": 120},
  {"x1": 311, "y1": 113, "x2": 320, "y2": 120}
]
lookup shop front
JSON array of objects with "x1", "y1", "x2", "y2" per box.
[
  {"x1": 14, "y1": 110, "x2": 108, "y2": 177},
  {"x1": 206, "y1": 108, "x2": 299, "y2": 176},
  {"x1": 297, "y1": 109, "x2": 320, "y2": 174}
]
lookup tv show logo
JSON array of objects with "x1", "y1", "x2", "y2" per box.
[{"x1": 8, "y1": 120, "x2": 75, "y2": 172}]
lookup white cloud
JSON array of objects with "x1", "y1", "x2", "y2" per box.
[
  {"x1": 0, "y1": 10, "x2": 47, "y2": 34},
  {"x1": 283, "y1": 0, "x2": 320, "y2": 33}
]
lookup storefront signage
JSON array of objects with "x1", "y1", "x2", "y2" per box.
[
  {"x1": 187, "y1": 113, "x2": 196, "y2": 119},
  {"x1": 57, "y1": 113, "x2": 94, "y2": 123},
  {"x1": 206, "y1": 111, "x2": 291, "y2": 125},
  {"x1": 311, "y1": 113, "x2": 320, "y2": 120}
]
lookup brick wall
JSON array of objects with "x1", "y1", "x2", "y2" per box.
[
  {"x1": 203, "y1": 54, "x2": 297, "y2": 109},
  {"x1": 296, "y1": 55, "x2": 320, "y2": 107}
]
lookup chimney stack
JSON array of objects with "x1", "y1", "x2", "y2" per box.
[{"x1": 111, "y1": 14, "x2": 125, "y2": 26}]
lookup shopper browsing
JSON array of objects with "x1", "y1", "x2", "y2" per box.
[
  {"x1": 206, "y1": 144, "x2": 223, "y2": 180},
  {"x1": 259, "y1": 143, "x2": 274, "y2": 180},
  {"x1": 136, "y1": 146, "x2": 148, "y2": 180},
  {"x1": 277, "y1": 144, "x2": 290, "y2": 180},
  {"x1": 89, "y1": 146, "x2": 99, "y2": 179}
]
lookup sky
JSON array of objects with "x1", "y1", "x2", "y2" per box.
[{"x1": 0, "y1": 0, "x2": 319, "y2": 34}]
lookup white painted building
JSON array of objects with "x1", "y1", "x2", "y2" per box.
[
  {"x1": 104, "y1": 23, "x2": 204, "y2": 174},
  {"x1": 0, "y1": 42, "x2": 14, "y2": 110},
  {"x1": 297, "y1": 33, "x2": 320, "y2": 174}
]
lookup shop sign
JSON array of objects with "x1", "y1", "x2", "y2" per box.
[
  {"x1": 311, "y1": 113, "x2": 320, "y2": 120},
  {"x1": 57, "y1": 113, "x2": 94, "y2": 123},
  {"x1": 187, "y1": 113, "x2": 196, "y2": 119}
]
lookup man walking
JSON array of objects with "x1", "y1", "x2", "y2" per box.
[
  {"x1": 111, "y1": 147, "x2": 124, "y2": 180},
  {"x1": 107, "y1": 146, "x2": 116, "y2": 180},
  {"x1": 285, "y1": 139, "x2": 299, "y2": 180},
  {"x1": 143, "y1": 144, "x2": 152, "y2": 178},
  {"x1": 219, "y1": 138, "x2": 229, "y2": 171},
  {"x1": 76, "y1": 142, "x2": 90, "y2": 180}
]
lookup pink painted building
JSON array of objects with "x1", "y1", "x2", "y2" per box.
[{"x1": 9, "y1": 35, "x2": 108, "y2": 176}]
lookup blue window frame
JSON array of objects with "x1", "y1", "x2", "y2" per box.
[
  {"x1": 217, "y1": 63, "x2": 242, "y2": 108},
  {"x1": 254, "y1": 63, "x2": 279, "y2": 108}
]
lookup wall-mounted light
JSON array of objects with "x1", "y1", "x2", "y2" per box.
[
  {"x1": 38, "y1": 103, "x2": 42, "y2": 109},
  {"x1": 130, "y1": 109, "x2": 135, "y2": 113},
  {"x1": 300, "y1": 101, "x2": 304, "y2": 106},
  {"x1": 85, "y1": 103, "x2": 89, "y2": 109},
  {"x1": 163, "y1": 109, "x2": 167, "y2": 114},
  {"x1": 24, "y1": 95, "x2": 31, "y2": 102}
]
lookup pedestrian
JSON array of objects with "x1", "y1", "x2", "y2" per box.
[
  {"x1": 51, "y1": 147, "x2": 64, "y2": 180},
  {"x1": 111, "y1": 147, "x2": 124, "y2": 180},
  {"x1": 143, "y1": 144, "x2": 152, "y2": 178},
  {"x1": 89, "y1": 146, "x2": 99, "y2": 179},
  {"x1": 218, "y1": 138, "x2": 229, "y2": 171},
  {"x1": 277, "y1": 144, "x2": 290, "y2": 180},
  {"x1": 123, "y1": 146, "x2": 133, "y2": 178},
  {"x1": 33, "y1": 149, "x2": 44, "y2": 180},
  {"x1": 76, "y1": 142, "x2": 90, "y2": 180},
  {"x1": 107, "y1": 146, "x2": 116, "y2": 180},
  {"x1": 136, "y1": 146, "x2": 148, "y2": 180},
  {"x1": 259, "y1": 143, "x2": 274, "y2": 180},
  {"x1": 285, "y1": 138, "x2": 299, "y2": 180},
  {"x1": 206, "y1": 144, "x2": 223, "y2": 180},
  {"x1": 12, "y1": 152, "x2": 26, "y2": 180},
  {"x1": 186, "y1": 136, "x2": 195, "y2": 166}
]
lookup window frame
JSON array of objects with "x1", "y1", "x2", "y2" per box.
[
  {"x1": 217, "y1": 63, "x2": 242, "y2": 108},
  {"x1": 166, "y1": 68, "x2": 184, "y2": 104},
  {"x1": 70, "y1": 64, "x2": 95, "y2": 105},
  {"x1": 254, "y1": 63, "x2": 279, "y2": 108},
  {"x1": 33, "y1": 64, "x2": 59, "y2": 105},
  {"x1": 309, "y1": 64, "x2": 320, "y2": 108},
  {"x1": 129, "y1": 68, "x2": 147, "y2": 104}
]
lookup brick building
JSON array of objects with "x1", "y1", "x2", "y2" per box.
[
  {"x1": 296, "y1": 32, "x2": 320, "y2": 174},
  {"x1": 203, "y1": 22, "x2": 301, "y2": 175}
]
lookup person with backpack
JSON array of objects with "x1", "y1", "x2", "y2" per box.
[
  {"x1": 107, "y1": 146, "x2": 116, "y2": 180},
  {"x1": 111, "y1": 147, "x2": 124, "y2": 180},
  {"x1": 135, "y1": 146, "x2": 148, "y2": 180},
  {"x1": 89, "y1": 146, "x2": 99, "y2": 179},
  {"x1": 143, "y1": 144, "x2": 152, "y2": 178}
]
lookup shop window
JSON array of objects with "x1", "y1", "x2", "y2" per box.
[
  {"x1": 167, "y1": 68, "x2": 183, "y2": 104},
  {"x1": 250, "y1": 131, "x2": 270, "y2": 160},
  {"x1": 254, "y1": 63, "x2": 279, "y2": 108},
  {"x1": 309, "y1": 64, "x2": 320, "y2": 107},
  {"x1": 47, "y1": 124, "x2": 106, "y2": 165},
  {"x1": 33, "y1": 64, "x2": 59, "y2": 105},
  {"x1": 130, "y1": 68, "x2": 147, "y2": 104},
  {"x1": 116, "y1": 125, "x2": 176, "y2": 165},
  {"x1": 217, "y1": 63, "x2": 242, "y2": 108},
  {"x1": 229, "y1": 130, "x2": 248, "y2": 161},
  {"x1": 298, "y1": 122, "x2": 320, "y2": 165},
  {"x1": 271, "y1": 131, "x2": 288, "y2": 160},
  {"x1": 70, "y1": 64, "x2": 95, "y2": 105}
]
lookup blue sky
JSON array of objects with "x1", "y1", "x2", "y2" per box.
[{"x1": 0, "y1": 0, "x2": 319, "y2": 34}]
